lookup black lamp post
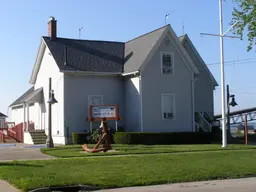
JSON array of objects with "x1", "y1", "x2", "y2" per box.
[
  {"x1": 46, "y1": 78, "x2": 58, "y2": 148},
  {"x1": 226, "y1": 84, "x2": 238, "y2": 137}
]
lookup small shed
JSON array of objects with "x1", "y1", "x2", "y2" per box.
[{"x1": 0, "y1": 112, "x2": 7, "y2": 128}]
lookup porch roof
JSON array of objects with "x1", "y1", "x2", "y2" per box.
[
  {"x1": 23, "y1": 87, "x2": 44, "y2": 104},
  {"x1": 0, "y1": 112, "x2": 7, "y2": 117}
]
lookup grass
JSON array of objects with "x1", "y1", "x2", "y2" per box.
[
  {"x1": 0, "y1": 149, "x2": 256, "y2": 192},
  {"x1": 41, "y1": 144, "x2": 256, "y2": 158}
]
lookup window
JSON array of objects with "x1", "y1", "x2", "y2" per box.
[
  {"x1": 0, "y1": 119, "x2": 4, "y2": 128},
  {"x1": 88, "y1": 95, "x2": 103, "y2": 108},
  {"x1": 161, "y1": 93, "x2": 175, "y2": 120},
  {"x1": 161, "y1": 52, "x2": 174, "y2": 74}
]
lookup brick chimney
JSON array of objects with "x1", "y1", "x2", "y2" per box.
[{"x1": 48, "y1": 16, "x2": 57, "y2": 40}]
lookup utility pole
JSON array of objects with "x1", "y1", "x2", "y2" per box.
[
  {"x1": 200, "y1": 0, "x2": 240, "y2": 148},
  {"x1": 219, "y1": 0, "x2": 227, "y2": 148}
]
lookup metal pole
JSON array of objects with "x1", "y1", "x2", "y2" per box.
[
  {"x1": 244, "y1": 114, "x2": 248, "y2": 145},
  {"x1": 219, "y1": 0, "x2": 227, "y2": 148},
  {"x1": 46, "y1": 78, "x2": 54, "y2": 148},
  {"x1": 226, "y1": 85, "x2": 230, "y2": 136},
  {"x1": 115, "y1": 120, "x2": 118, "y2": 132}
]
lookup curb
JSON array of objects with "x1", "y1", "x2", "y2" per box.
[{"x1": 28, "y1": 185, "x2": 99, "y2": 192}]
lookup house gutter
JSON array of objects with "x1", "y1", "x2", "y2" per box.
[
  {"x1": 61, "y1": 70, "x2": 121, "y2": 76},
  {"x1": 121, "y1": 71, "x2": 140, "y2": 76},
  {"x1": 139, "y1": 75, "x2": 143, "y2": 132},
  {"x1": 191, "y1": 75, "x2": 198, "y2": 132}
]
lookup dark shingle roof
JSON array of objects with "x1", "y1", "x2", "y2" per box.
[
  {"x1": 43, "y1": 37, "x2": 125, "y2": 73},
  {"x1": 0, "y1": 112, "x2": 7, "y2": 117},
  {"x1": 9, "y1": 86, "x2": 34, "y2": 107},
  {"x1": 41, "y1": 25, "x2": 169, "y2": 74}
]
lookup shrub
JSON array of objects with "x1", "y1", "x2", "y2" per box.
[
  {"x1": 114, "y1": 132, "x2": 212, "y2": 145},
  {"x1": 91, "y1": 129, "x2": 102, "y2": 144},
  {"x1": 72, "y1": 132, "x2": 90, "y2": 144}
]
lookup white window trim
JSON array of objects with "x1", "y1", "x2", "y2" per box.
[
  {"x1": 88, "y1": 95, "x2": 103, "y2": 108},
  {"x1": 161, "y1": 93, "x2": 176, "y2": 120},
  {"x1": 160, "y1": 51, "x2": 174, "y2": 75}
]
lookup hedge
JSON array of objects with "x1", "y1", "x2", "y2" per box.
[
  {"x1": 114, "y1": 132, "x2": 213, "y2": 145},
  {"x1": 72, "y1": 132, "x2": 90, "y2": 144}
]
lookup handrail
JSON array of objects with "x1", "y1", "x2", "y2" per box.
[
  {"x1": 0, "y1": 131, "x2": 4, "y2": 142},
  {"x1": 7, "y1": 123, "x2": 24, "y2": 143},
  {"x1": 198, "y1": 113, "x2": 212, "y2": 132},
  {"x1": 194, "y1": 122, "x2": 200, "y2": 132}
]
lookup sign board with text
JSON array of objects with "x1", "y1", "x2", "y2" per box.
[{"x1": 88, "y1": 104, "x2": 121, "y2": 121}]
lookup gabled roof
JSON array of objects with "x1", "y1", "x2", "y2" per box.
[
  {"x1": 0, "y1": 112, "x2": 7, "y2": 117},
  {"x1": 43, "y1": 37, "x2": 125, "y2": 73},
  {"x1": 124, "y1": 25, "x2": 168, "y2": 73},
  {"x1": 9, "y1": 86, "x2": 34, "y2": 107},
  {"x1": 179, "y1": 34, "x2": 218, "y2": 86},
  {"x1": 30, "y1": 24, "x2": 201, "y2": 84}
]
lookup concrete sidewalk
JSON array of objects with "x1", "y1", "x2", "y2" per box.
[
  {"x1": 1, "y1": 177, "x2": 256, "y2": 192},
  {"x1": 0, "y1": 180, "x2": 20, "y2": 192},
  {"x1": 95, "y1": 177, "x2": 256, "y2": 192},
  {"x1": 0, "y1": 143, "x2": 55, "y2": 162}
]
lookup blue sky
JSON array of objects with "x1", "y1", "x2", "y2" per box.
[{"x1": 0, "y1": 0, "x2": 255, "y2": 116}]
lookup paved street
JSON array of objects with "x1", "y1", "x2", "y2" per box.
[
  {"x1": 96, "y1": 177, "x2": 256, "y2": 192},
  {"x1": 0, "y1": 143, "x2": 55, "y2": 161}
]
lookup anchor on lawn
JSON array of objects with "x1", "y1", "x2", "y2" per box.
[{"x1": 82, "y1": 119, "x2": 112, "y2": 153}]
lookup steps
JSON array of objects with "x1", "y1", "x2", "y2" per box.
[
  {"x1": 29, "y1": 130, "x2": 47, "y2": 144},
  {"x1": 4, "y1": 136, "x2": 18, "y2": 143}
]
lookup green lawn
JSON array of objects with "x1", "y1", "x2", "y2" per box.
[
  {"x1": 1, "y1": 150, "x2": 256, "y2": 192},
  {"x1": 41, "y1": 144, "x2": 256, "y2": 158}
]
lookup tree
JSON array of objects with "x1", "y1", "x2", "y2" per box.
[{"x1": 232, "y1": 0, "x2": 256, "y2": 51}]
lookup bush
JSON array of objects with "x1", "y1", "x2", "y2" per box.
[
  {"x1": 114, "y1": 132, "x2": 212, "y2": 145},
  {"x1": 72, "y1": 132, "x2": 90, "y2": 144},
  {"x1": 91, "y1": 129, "x2": 102, "y2": 144}
]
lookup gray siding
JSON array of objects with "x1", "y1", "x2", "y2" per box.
[
  {"x1": 182, "y1": 39, "x2": 214, "y2": 114},
  {"x1": 194, "y1": 74, "x2": 214, "y2": 114},
  {"x1": 141, "y1": 35, "x2": 194, "y2": 132},
  {"x1": 64, "y1": 75, "x2": 124, "y2": 135},
  {"x1": 124, "y1": 76, "x2": 141, "y2": 131}
]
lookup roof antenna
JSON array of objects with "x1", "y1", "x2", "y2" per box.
[
  {"x1": 182, "y1": 19, "x2": 185, "y2": 35},
  {"x1": 165, "y1": 13, "x2": 170, "y2": 24},
  {"x1": 64, "y1": 45, "x2": 67, "y2": 66},
  {"x1": 78, "y1": 27, "x2": 83, "y2": 39},
  {"x1": 164, "y1": 10, "x2": 176, "y2": 25}
]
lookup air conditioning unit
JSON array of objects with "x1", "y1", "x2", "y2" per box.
[{"x1": 164, "y1": 112, "x2": 173, "y2": 119}]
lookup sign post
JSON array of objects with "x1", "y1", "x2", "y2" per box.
[{"x1": 88, "y1": 104, "x2": 121, "y2": 132}]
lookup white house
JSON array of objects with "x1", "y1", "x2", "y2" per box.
[{"x1": 9, "y1": 17, "x2": 218, "y2": 144}]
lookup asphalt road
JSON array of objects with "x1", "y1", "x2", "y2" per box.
[{"x1": 95, "y1": 177, "x2": 256, "y2": 192}]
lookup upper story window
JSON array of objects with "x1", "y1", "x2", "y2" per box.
[{"x1": 161, "y1": 52, "x2": 174, "y2": 75}]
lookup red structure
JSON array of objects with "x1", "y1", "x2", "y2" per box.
[
  {"x1": 82, "y1": 120, "x2": 112, "y2": 153},
  {"x1": 0, "y1": 122, "x2": 34, "y2": 143}
]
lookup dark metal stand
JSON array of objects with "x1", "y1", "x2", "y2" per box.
[{"x1": 46, "y1": 78, "x2": 58, "y2": 148}]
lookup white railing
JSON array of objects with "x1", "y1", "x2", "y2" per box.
[
  {"x1": 195, "y1": 122, "x2": 200, "y2": 132},
  {"x1": 198, "y1": 112, "x2": 212, "y2": 132}
]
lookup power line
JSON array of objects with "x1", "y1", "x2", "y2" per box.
[
  {"x1": 207, "y1": 58, "x2": 256, "y2": 66},
  {"x1": 207, "y1": 60, "x2": 256, "y2": 67},
  {"x1": 215, "y1": 88, "x2": 256, "y2": 95}
]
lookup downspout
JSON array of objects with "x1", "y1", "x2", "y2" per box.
[
  {"x1": 139, "y1": 75, "x2": 143, "y2": 132},
  {"x1": 191, "y1": 77, "x2": 196, "y2": 132},
  {"x1": 23, "y1": 103, "x2": 26, "y2": 132}
]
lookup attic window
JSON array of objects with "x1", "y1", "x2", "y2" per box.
[{"x1": 161, "y1": 52, "x2": 174, "y2": 74}]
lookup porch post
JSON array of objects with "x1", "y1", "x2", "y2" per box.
[
  {"x1": 26, "y1": 103, "x2": 29, "y2": 131},
  {"x1": 23, "y1": 103, "x2": 26, "y2": 131}
]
